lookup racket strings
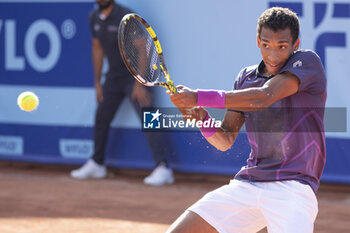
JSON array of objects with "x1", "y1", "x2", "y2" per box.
[{"x1": 120, "y1": 18, "x2": 162, "y2": 83}]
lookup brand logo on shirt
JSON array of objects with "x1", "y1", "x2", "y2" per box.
[
  {"x1": 107, "y1": 25, "x2": 118, "y2": 32},
  {"x1": 293, "y1": 60, "x2": 302, "y2": 68},
  {"x1": 94, "y1": 24, "x2": 100, "y2": 31}
]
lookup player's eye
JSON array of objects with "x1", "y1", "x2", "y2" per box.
[
  {"x1": 263, "y1": 44, "x2": 269, "y2": 48},
  {"x1": 279, "y1": 45, "x2": 287, "y2": 49}
]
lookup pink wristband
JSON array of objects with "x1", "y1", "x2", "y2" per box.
[
  {"x1": 200, "y1": 112, "x2": 217, "y2": 138},
  {"x1": 197, "y1": 90, "x2": 226, "y2": 109}
]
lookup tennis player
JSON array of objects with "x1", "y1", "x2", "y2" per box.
[{"x1": 167, "y1": 7, "x2": 326, "y2": 233}]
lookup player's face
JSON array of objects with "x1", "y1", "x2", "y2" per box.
[{"x1": 257, "y1": 26, "x2": 300, "y2": 75}]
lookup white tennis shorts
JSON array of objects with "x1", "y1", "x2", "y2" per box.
[{"x1": 188, "y1": 179, "x2": 318, "y2": 233}]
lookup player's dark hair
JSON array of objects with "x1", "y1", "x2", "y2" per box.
[{"x1": 257, "y1": 7, "x2": 300, "y2": 43}]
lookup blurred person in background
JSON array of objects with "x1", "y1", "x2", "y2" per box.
[{"x1": 70, "y1": 0, "x2": 174, "y2": 186}]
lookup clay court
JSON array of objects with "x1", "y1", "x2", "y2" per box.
[{"x1": 0, "y1": 161, "x2": 349, "y2": 233}]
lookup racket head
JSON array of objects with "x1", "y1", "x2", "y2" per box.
[{"x1": 118, "y1": 14, "x2": 176, "y2": 93}]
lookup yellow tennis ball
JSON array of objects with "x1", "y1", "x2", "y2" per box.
[{"x1": 17, "y1": 91, "x2": 39, "y2": 112}]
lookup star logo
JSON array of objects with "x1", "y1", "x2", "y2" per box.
[
  {"x1": 143, "y1": 109, "x2": 162, "y2": 129},
  {"x1": 150, "y1": 109, "x2": 162, "y2": 122}
]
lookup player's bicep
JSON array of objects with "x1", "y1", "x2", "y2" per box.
[{"x1": 262, "y1": 71, "x2": 300, "y2": 104}]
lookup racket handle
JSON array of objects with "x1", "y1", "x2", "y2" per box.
[
  {"x1": 200, "y1": 112, "x2": 218, "y2": 138},
  {"x1": 167, "y1": 81, "x2": 177, "y2": 94},
  {"x1": 165, "y1": 74, "x2": 176, "y2": 93},
  {"x1": 197, "y1": 90, "x2": 225, "y2": 108}
]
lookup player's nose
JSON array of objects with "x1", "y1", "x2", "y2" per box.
[{"x1": 267, "y1": 50, "x2": 280, "y2": 62}]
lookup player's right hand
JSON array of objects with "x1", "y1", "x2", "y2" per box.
[{"x1": 95, "y1": 83, "x2": 104, "y2": 103}]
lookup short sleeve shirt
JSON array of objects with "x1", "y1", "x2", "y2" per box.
[
  {"x1": 89, "y1": 4, "x2": 132, "y2": 82},
  {"x1": 233, "y1": 50, "x2": 327, "y2": 193}
]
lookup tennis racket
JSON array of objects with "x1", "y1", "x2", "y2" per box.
[{"x1": 118, "y1": 13, "x2": 176, "y2": 93}]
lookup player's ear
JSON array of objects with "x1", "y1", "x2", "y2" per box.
[
  {"x1": 257, "y1": 34, "x2": 261, "y2": 48},
  {"x1": 293, "y1": 38, "x2": 300, "y2": 51}
]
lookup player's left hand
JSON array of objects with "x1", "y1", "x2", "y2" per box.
[
  {"x1": 180, "y1": 107, "x2": 207, "y2": 122},
  {"x1": 169, "y1": 85, "x2": 197, "y2": 108},
  {"x1": 132, "y1": 82, "x2": 151, "y2": 107}
]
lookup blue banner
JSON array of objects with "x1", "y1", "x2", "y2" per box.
[{"x1": 0, "y1": 2, "x2": 94, "y2": 87}]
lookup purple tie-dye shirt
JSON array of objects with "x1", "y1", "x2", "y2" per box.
[{"x1": 233, "y1": 50, "x2": 327, "y2": 193}]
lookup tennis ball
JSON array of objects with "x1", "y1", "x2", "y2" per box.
[{"x1": 17, "y1": 91, "x2": 39, "y2": 112}]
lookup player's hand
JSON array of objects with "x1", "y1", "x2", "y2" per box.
[
  {"x1": 95, "y1": 83, "x2": 104, "y2": 103},
  {"x1": 132, "y1": 82, "x2": 151, "y2": 107},
  {"x1": 180, "y1": 107, "x2": 207, "y2": 122},
  {"x1": 169, "y1": 85, "x2": 197, "y2": 108}
]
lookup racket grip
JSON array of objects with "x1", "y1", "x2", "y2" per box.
[
  {"x1": 197, "y1": 90, "x2": 225, "y2": 109},
  {"x1": 200, "y1": 112, "x2": 217, "y2": 138}
]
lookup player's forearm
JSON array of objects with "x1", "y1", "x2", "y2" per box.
[
  {"x1": 206, "y1": 129, "x2": 238, "y2": 151},
  {"x1": 196, "y1": 72, "x2": 299, "y2": 111},
  {"x1": 201, "y1": 113, "x2": 242, "y2": 151},
  {"x1": 224, "y1": 87, "x2": 273, "y2": 111},
  {"x1": 180, "y1": 107, "x2": 235, "y2": 150}
]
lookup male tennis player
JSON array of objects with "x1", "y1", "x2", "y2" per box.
[{"x1": 167, "y1": 7, "x2": 326, "y2": 233}]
